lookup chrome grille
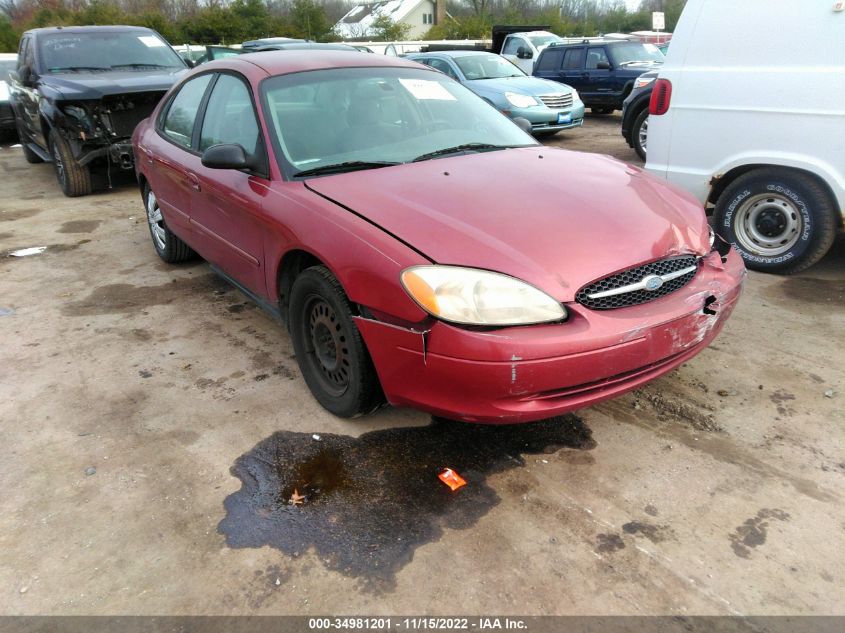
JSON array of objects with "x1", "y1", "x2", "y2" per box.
[
  {"x1": 576, "y1": 255, "x2": 699, "y2": 310},
  {"x1": 538, "y1": 93, "x2": 574, "y2": 109}
]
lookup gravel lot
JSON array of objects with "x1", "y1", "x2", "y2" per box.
[{"x1": 1, "y1": 113, "x2": 843, "y2": 616}]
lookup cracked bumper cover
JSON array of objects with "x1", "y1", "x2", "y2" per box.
[{"x1": 355, "y1": 250, "x2": 745, "y2": 423}]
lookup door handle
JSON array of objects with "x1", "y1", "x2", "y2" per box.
[{"x1": 186, "y1": 172, "x2": 201, "y2": 192}]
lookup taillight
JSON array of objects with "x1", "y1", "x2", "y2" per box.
[{"x1": 649, "y1": 78, "x2": 672, "y2": 115}]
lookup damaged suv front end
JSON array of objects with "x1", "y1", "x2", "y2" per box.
[{"x1": 9, "y1": 26, "x2": 187, "y2": 196}]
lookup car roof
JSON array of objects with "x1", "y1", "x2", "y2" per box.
[
  {"x1": 412, "y1": 50, "x2": 499, "y2": 59},
  {"x1": 24, "y1": 25, "x2": 155, "y2": 36},
  {"x1": 243, "y1": 37, "x2": 307, "y2": 47},
  {"x1": 202, "y1": 49, "x2": 428, "y2": 77},
  {"x1": 254, "y1": 43, "x2": 357, "y2": 52}
]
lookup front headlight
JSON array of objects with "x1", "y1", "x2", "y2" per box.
[
  {"x1": 504, "y1": 91, "x2": 538, "y2": 108},
  {"x1": 400, "y1": 265, "x2": 567, "y2": 326},
  {"x1": 571, "y1": 88, "x2": 581, "y2": 102}
]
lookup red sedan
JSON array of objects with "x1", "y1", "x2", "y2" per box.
[{"x1": 132, "y1": 51, "x2": 745, "y2": 423}]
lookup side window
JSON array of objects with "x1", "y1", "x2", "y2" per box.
[
  {"x1": 20, "y1": 37, "x2": 34, "y2": 70},
  {"x1": 562, "y1": 48, "x2": 585, "y2": 70},
  {"x1": 426, "y1": 58, "x2": 458, "y2": 80},
  {"x1": 199, "y1": 73, "x2": 260, "y2": 156},
  {"x1": 586, "y1": 47, "x2": 609, "y2": 70},
  {"x1": 161, "y1": 74, "x2": 213, "y2": 149},
  {"x1": 536, "y1": 49, "x2": 563, "y2": 72},
  {"x1": 502, "y1": 37, "x2": 525, "y2": 56},
  {"x1": 17, "y1": 37, "x2": 29, "y2": 67}
]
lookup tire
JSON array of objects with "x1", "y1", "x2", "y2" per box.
[
  {"x1": 714, "y1": 168, "x2": 838, "y2": 274},
  {"x1": 16, "y1": 120, "x2": 43, "y2": 164},
  {"x1": 143, "y1": 184, "x2": 195, "y2": 263},
  {"x1": 289, "y1": 266, "x2": 382, "y2": 418},
  {"x1": 591, "y1": 107, "x2": 614, "y2": 115},
  {"x1": 49, "y1": 128, "x2": 91, "y2": 197},
  {"x1": 533, "y1": 130, "x2": 560, "y2": 139},
  {"x1": 631, "y1": 108, "x2": 649, "y2": 161}
]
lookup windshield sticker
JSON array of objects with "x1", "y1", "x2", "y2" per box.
[
  {"x1": 398, "y1": 79, "x2": 456, "y2": 101},
  {"x1": 138, "y1": 36, "x2": 166, "y2": 48}
]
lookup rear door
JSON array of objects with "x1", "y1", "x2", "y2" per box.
[
  {"x1": 558, "y1": 47, "x2": 586, "y2": 92},
  {"x1": 191, "y1": 72, "x2": 270, "y2": 295},
  {"x1": 145, "y1": 72, "x2": 214, "y2": 238}
]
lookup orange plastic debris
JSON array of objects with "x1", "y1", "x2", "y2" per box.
[{"x1": 438, "y1": 468, "x2": 467, "y2": 491}]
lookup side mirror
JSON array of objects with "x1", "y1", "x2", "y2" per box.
[
  {"x1": 201, "y1": 143, "x2": 251, "y2": 170},
  {"x1": 512, "y1": 117, "x2": 533, "y2": 135},
  {"x1": 596, "y1": 61, "x2": 611, "y2": 70},
  {"x1": 516, "y1": 47, "x2": 533, "y2": 60}
]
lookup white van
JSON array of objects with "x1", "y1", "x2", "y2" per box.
[{"x1": 646, "y1": 0, "x2": 845, "y2": 274}]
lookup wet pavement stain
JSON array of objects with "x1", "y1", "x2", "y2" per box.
[
  {"x1": 621, "y1": 520, "x2": 675, "y2": 543},
  {"x1": 0, "y1": 208, "x2": 41, "y2": 222},
  {"x1": 219, "y1": 415, "x2": 594, "y2": 591},
  {"x1": 777, "y1": 277, "x2": 845, "y2": 306},
  {"x1": 595, "y1": 533, "x2": 625, "y2": 554},
  {"x1": 729, "y1": 508, "x2": 790, "y2": 559},
  {"x1": 61, "y1": 274, "x2": 227, "y2": 316},
  {"x1": 58, "y1": 220, "x2": 101, "y2": 234}
]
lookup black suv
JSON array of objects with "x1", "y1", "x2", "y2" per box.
[
  {"x1": 533, "y1": 39, "x2": 663, "y2": 114},
  {"x1": 620, "y1": 70, "x2": 658, "y2": 160},
  {"x1": 8, "y1": 26, "x2": 187, "y2": 197}
]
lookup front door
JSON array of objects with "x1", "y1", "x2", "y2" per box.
[{"x1": 191, "y1": 72, "x2": 269, "y2": 296}]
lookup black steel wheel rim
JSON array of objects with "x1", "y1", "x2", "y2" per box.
[{"x1": 304, "y1": 296, "x2": 350, "y2": 397}]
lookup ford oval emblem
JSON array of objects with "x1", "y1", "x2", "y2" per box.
[{"x1": 643, "y1": 275, "x2": 664, "y2": 292}]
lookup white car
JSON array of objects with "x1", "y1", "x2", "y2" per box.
[
  {"x1": 646, "y1": 0, "x2": 845, "y2": 274},
  {"x1": 0, "y1": 53, "x2": 17, "y2": 138}
]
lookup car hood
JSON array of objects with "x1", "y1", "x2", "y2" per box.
[
  {"x1": 469, "y1": 76, "x2": 572, "y2": 97},
  {"x1": 39, "y1": 69, "x2": 187, "y2": 100},
  {"x1": 305, "y1": 147, "x2": 709, "y2": 301}
]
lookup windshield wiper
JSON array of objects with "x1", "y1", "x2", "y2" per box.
[
  {"x1": 412, "y1": 143, "x2": 518, "y2": 162},
  {"x1": 293, "y1": 161, "x2": 400, "y2": 178},
  {"x1": 111, "y1": 63, "x2": 174, "y2": 69},
  {"x1": 49, "y1": 66, "x2": 110, "y2": 72}
]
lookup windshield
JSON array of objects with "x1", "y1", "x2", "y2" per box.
[
  {"x1": 39, "y1": 31, "x2": 185, "y2": 73},
  {"x1": 528, "y1": 35, "x2": 562, "y2": 48},
  {"x1": 261, "y1": 67, "x2": 535, "y2": 176},
  {"x1": 609, "y1": 42, "x2": 664, "y2": 65},
  {"x1": 455, "y1": 54, "x2": 524, "y2": 80}
]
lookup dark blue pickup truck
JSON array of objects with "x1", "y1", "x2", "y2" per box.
[{"x1": 532, "y1": 39, "x2": 663, "y2": 114}]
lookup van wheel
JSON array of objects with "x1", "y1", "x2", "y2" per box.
[
  {"x1": 16, "y1": 120, "x2": 42, "y2": 164},
  {"x1": 714, "y1": 168, "x2": 837, "y2": 274},
  {"x1": 143, "y1": 184, "x2": 195, "y2": 263},
  {"x1": 49, "y1": 128, "x2": 91, "y2": 197},
  {"x1": 632, "y1": 108, "x2": 649, "y2": 160},
  {"x1": 289, "y1": 266, "x2": 382, "y2": 418}
]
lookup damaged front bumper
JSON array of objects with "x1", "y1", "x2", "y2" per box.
[{"x1": 355, "y1": 249, "x2": 746, "y2": 423}]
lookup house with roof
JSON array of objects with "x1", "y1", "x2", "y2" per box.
[{"x1": 335, "y1": 0, "x2": 445, "y2": 40}]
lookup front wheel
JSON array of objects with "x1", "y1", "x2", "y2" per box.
[
  {"x1": 632, "y1": 108, "x2": 649, "y2": 161},
  {"x1": 713, "y1": 168, "x2": 838, "y2": 274},
  {"x1": 289, "y1": 266, "x2": 382, "y2": 418},
  {"x1": 591, "y1": 107, "x2": 614, "y2": 115},
  {"x1": 49, "y1": 128, "x2": 91, "y2": 197}
]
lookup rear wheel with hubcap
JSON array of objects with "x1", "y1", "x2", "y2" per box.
[
  {"x1": 714, "y1": 168, "x2": 837, "y2": 274},
  {"x1": 289, "y1": 266, "x2": 382, "y2": 418},
  {"x1": 143, "y1": 184, "x2": 195, "y2": 263}
]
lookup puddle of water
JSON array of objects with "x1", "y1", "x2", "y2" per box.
[{"x1": 219, "y1": 415, "x2": 594, "y2": 591}]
